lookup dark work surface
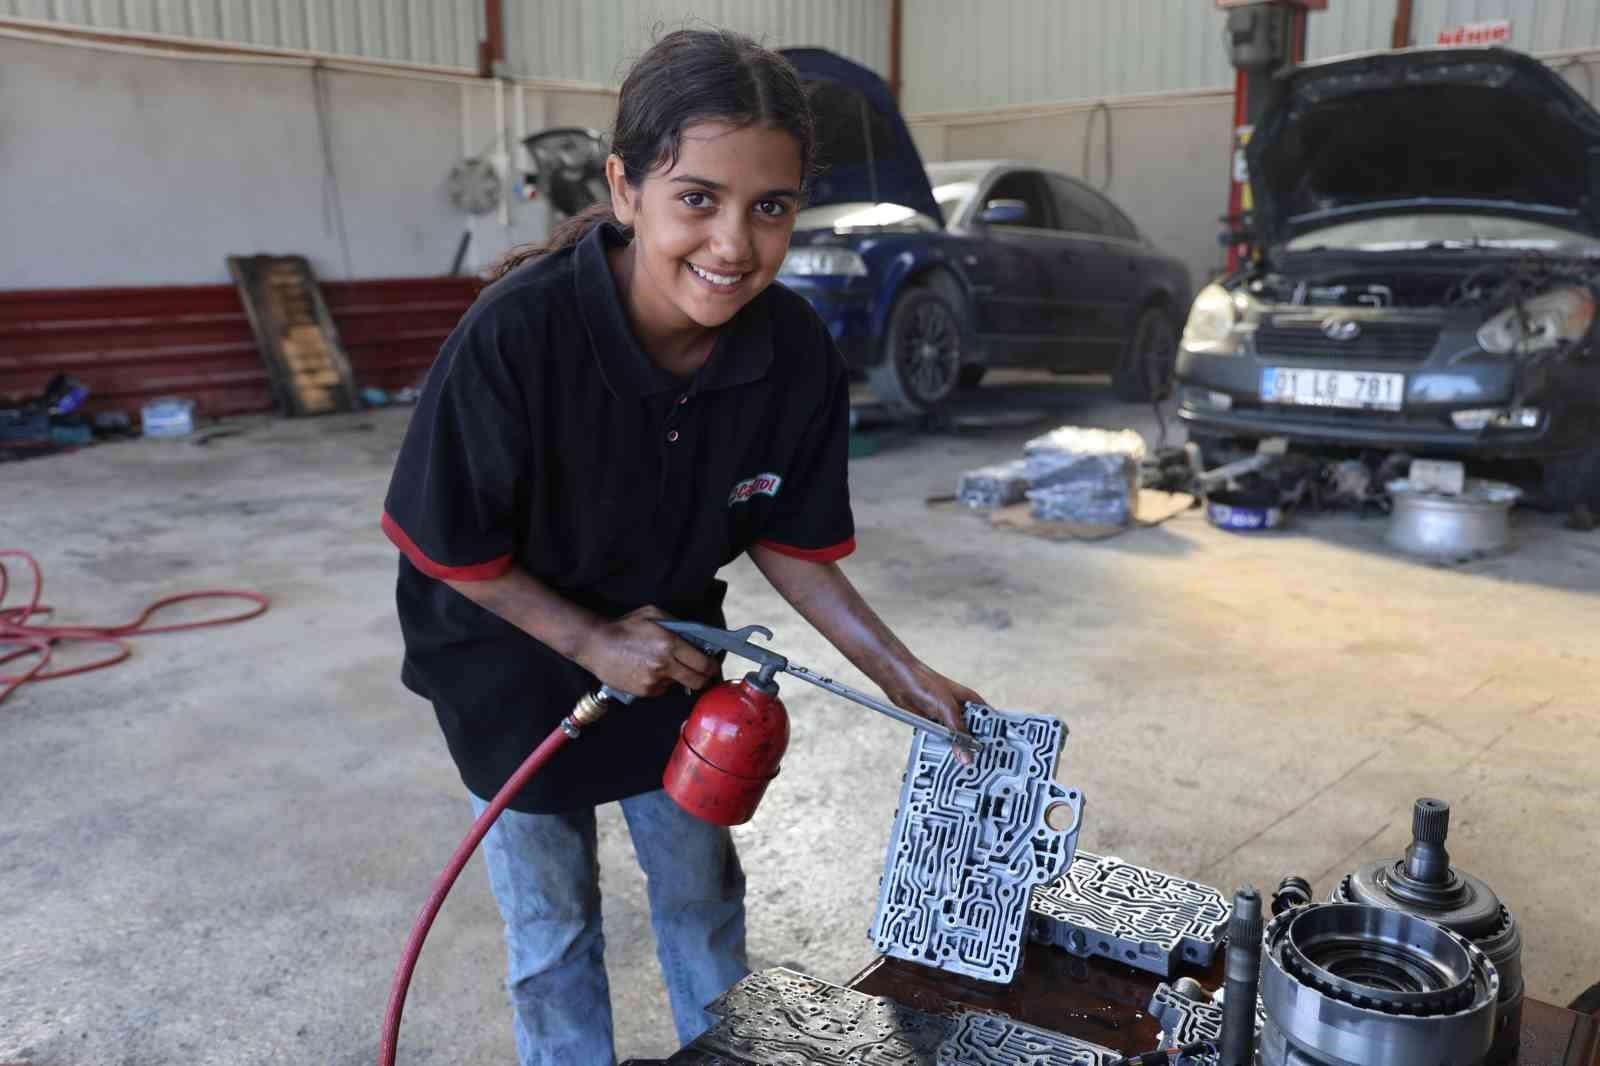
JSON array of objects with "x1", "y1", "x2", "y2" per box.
[{"x1": 848, "y1": 942, "x2": 1600, "y2": 1066}]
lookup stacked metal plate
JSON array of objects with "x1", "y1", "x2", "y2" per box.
[
  {"x1": 664, "y1": 969, "x2": 1123, "y2": 1066},
  {"x1": 956, "y1": 459, "x2": 1030, "y2": 510},
  {"x1": 1030, "y1": 852, "x2": 1230, "y2": 977},
  {"x1": 938, "y1": 1012, "x2": 1122, "y2": 1066},
  {"x1": 870, "y1": 703, "x2": 1084, "y2": 984}
]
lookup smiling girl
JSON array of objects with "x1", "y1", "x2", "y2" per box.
[{"x1": 382, "y1": 28, "x2": 984, "y2": 1066}]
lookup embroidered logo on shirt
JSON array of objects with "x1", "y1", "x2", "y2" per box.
[{"x1": 728, "y1": 473, "x2": 783, "y2": 506}]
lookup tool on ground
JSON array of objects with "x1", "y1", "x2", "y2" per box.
[
  {"x1": 1220, "y1": 885, "x2": 1263, "y2": 1066},
  {"x1": 0, "y1": 549, "x2": 269, "y2": 708},
  {"x1": 659, "y1": 620, "x2": 982, "y2": 758}
]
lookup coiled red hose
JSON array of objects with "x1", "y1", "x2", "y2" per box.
[
  {"x1": 379, "y1": 720, "x2": 574, "y2": 1066},
  {"x1": 0, "y1": 549, "x2": 269, "y2": 708}
]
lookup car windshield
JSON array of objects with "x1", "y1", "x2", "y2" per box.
[
  {"x1": 926, "y1": 164, "x2": 988, "y2": 227},
  {"x1": 1287, "y1": 213, "x2": 1600, "y2": 254}
]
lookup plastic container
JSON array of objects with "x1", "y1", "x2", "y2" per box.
[
  {"x1": 1205, "y1": 489, "x2": 1284, "y2": 532},
  {"x1": 141, "y1": 397, "x2": 196, "y2": 438}
]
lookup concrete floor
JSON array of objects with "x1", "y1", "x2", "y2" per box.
[{"x1": 2, "y1": 372, "x2": 1598, "y2": 1065}]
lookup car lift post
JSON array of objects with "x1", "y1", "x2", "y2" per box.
[{"x1": 1216, "y1": 0, "x2": 1326, "y2": 273}]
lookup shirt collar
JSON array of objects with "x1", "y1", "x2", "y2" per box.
[{"x1": 574, "y1": 220, "x2": 774, "y2": 399}]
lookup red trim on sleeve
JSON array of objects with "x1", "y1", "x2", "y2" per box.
[
  {"x1": 382, "y1": 512, "x2": 514, "y2": 581},
  {"x1": 754, "y1": 536, "x2": 856, "y2": 563}
]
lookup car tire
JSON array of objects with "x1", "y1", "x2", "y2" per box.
[
  {"x1": 869, "y1": 286, "x2": 964, "y2": 415},
  {"x1": 1112, "y1": 305, "x2": 1179, "y2": 403},
  {"x1": 957, "y1": 365, "x2": 988, "y2": 389},
  {"x1": 1541, "y1": 444, "x2": 1600, "y2": 510}
]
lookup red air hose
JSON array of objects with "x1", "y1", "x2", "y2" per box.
[
  {"x1": 378, "y1": 691, "x2": 617, "y2": 1066},
  {"x1": 0, "y1": 549, "x2": 269, "y2": 707}
]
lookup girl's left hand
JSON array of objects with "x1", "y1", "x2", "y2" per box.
[{"x1": 883, "y1": 661, "x2": 988, "y2": 764}]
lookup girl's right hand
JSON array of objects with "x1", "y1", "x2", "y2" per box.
[{"x1": 573, "y1": 605, "x2": 717, "y2": 697}]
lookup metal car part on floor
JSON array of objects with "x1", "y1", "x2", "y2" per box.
[
  {"x1": 1260, "y1": 903, "x2": 1501, "y2": 1066},
  {"x1": 666, "y1": 968, "x2": 952, "y2": 1065},
  {"x1": 1029, "y1": 851, "x2": 1232, "y2": 977},
  {"x1": 1331, "y1": 797, "x2": 1524, "y2": 1064},
  {"x1": 869, "y1": 703, "x2": 1084, "y2": 983},
  {"x1": 937, "y1": 1012, "x2": 1121, "y2": 1066}
]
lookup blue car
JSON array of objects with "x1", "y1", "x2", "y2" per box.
[{"x1": 780, "y1": 48, "x2": 1192, "y2": 414}]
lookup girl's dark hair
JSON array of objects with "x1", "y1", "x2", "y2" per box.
[{"x1": 488, "y1": 28, "x2": 815, "y2": 281}]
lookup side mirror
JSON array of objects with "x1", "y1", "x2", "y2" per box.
[{"x1": 979, "y1": 199, "x2": 1030, "y2": 225}]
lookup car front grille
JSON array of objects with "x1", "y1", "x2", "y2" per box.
[{"x1": 1254, "y1": 317, "x2": 1441, "y2": 364}]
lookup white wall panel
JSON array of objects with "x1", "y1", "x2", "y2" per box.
[
  {"x1": 0, "y1": 0, "x2": 481, "y2": 69},
  {"x1": 901, "y1": 0, "x2": 1232, "y2": 115},
  {"x1": 501, "y1": 0, "x2": 890, "y2": 85}
]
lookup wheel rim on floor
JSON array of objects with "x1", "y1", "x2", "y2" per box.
[{"x1": 899, "y1": 300, "x2": 960, "y2": 405}]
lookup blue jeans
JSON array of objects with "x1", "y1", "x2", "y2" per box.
[{"x1": 470, "y1": 789, "x2": 749, "y2": 1066}]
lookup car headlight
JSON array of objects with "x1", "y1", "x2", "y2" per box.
[
  {"x1": 1183, "y1": 283, "x2": 1247, "y2": 352},
  {"x1": 780, "y1": 247, "x2": 869, "y2": 277},
  {"x1": 1477, "y1": 286, "x2": 1596, "y2": 355}
]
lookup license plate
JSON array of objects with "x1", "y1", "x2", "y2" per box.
[{"x1": 1260, "y1": 367, "x2": 1404, "y2": 411}]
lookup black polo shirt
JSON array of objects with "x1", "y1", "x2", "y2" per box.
[{"x1": 382, "y1": 221, "x2": 854, "y2": 813}]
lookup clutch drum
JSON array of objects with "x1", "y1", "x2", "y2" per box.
[
  {"x1": 1334, "y1": 798, "x2": 1523, "y2": 1063},
  {"x1": 1260, "y1": 904, "x2": 1499, "y2": 1066}
]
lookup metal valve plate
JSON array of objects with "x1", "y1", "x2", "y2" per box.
[
  {"x1": 663, "y1": 969, "x2": 1120, "y2": 1066},
  {"x1": 937, "y1": 1011, "x2": 1121, "y2": 1066},
  {"x1": 870, "y1": 703, "x2": 1084, "y2": 983},
  {"x1": 1030, "y1": 852, "x2": 1230, "y2": 976}
]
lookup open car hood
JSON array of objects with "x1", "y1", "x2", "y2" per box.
[
  {"x1": 780, "y1": 47, "x2": 942, "y2": 225},
  {"x1": 1249, "y1": 48, "x2": 1600, "y2": 250}
]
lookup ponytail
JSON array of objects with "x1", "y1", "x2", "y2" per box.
[
  {"x1": 487, "y1": 203, "x2": 622, "y2": 282},
  {"x1": 484, "y1": 28, "x2": 813, "y2": 285}
]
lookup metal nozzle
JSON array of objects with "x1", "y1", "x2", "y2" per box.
[{"x1": 1221, "y1": 885, "x2": 1263, "y2": 1066}]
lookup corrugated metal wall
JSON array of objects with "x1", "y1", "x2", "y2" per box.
[
  {"x1": 900, "y1": 0, "x2": 1600, "y2": 116},
  {"x1": 1309, "y1": 0, "x2": 1600, "y2": 60},
  {"x1": 0, "y1": 0, "x2": 482, "y2": 70},
  {"x1": 502, "y1": 0, "x2": 890, "y2": 85},
  {"x1": 0, "y1": 0, "x2": 891, "y2": 82},
  {"x1": 901, "y1": 0, "x2": 1233, "y2": 114}
]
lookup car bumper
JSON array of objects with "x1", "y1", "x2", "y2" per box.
[
  {"x1": 1176, "y1": 347, "x2": 1600, "y2": 459},
  {"x1": 780, "y1": 275, "x2": 878, "y2": 369}
]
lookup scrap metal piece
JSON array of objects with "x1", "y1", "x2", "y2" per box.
[
  {"x1": 671, "y1": 968, "x2": 953, "y2": 1065},
  {"x1": 1029, "y1": 852, "x2": 1231, "y2": 976},
  {"x1": 870, "y1": 703, "x2": 1084, "y2": 983},
  {"x1": 937, "y1": 1012, "x2": 1121, "y2": 1066}
]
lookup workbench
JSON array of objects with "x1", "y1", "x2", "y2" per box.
[{"x1": 845, "y1": 942, "x2": 1600, "y2": 1066}]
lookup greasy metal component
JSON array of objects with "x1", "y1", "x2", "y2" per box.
[
  {"x1": 657, "y1": 619, "x2": 980, "y2": 755},
  {"x1": 1259, "y1": 903, "x2": 1499, "y2": 1066},
  {"x1": 1333, "y1": 797, "x2": 1523, "y2": 1063},
  {"x1": 1148, "y1": 981, "x2": 1264, "y2": 1061},
  {"x1": 1271, "y1": 876, "x2": 1312, "y2": 916},
  {"x1": 672, "y1": 967, "x2": 953, "y2": 1065},
  {"x1": 1220, "y1": 887, "x2": 1263, "y2": 1066},
  {"x1": 871, "y1": 703, "x2": 1083, "y2": 983},
  {"x1": 936, "y1": 1012, "x2": 1122, "y2": 1066},
  {"x1": 1029, "y1": 851, "x2": 1231, "y2": 976}
]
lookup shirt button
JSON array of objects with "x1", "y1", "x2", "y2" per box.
[{"x1": 667, "y1": 430, "x2": 680, "y2": 443}]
